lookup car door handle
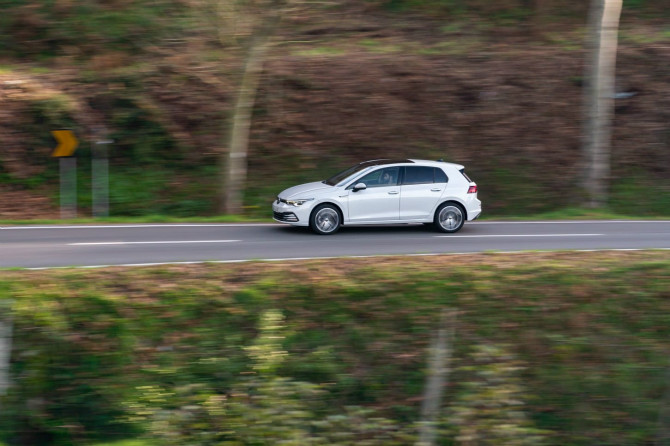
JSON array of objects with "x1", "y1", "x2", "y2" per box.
[
  {"x1": 388, "y1": 191, "x2": 399, "y2": 195},
  {"x1": 431, "y1": 188, "x2": 442, "y2": 192}
]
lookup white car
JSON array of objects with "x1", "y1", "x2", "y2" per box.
[{"x1": 273, "y1": 159, "x2": 481, "y2": 235}]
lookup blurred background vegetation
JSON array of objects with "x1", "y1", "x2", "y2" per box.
[
  {"x1": 1, "y1": 3, "x2": 669, "y2": 443},
  {"x1": 0, "y1": 0, "x2": 668, "y2": 219},
  {"x1": 1, "y1": 252, "x2": 669, "y2": 445}
]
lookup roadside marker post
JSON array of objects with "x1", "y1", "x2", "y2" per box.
[
  {"x1": 0, "y1": 300, "x2": 13, "y2": 399},
  {"x1": 93, "y1": 139, "x2": 112, "y2": 218},
  {"x1": 51, "y1": 130, "x2": 79, "y2": 219}
]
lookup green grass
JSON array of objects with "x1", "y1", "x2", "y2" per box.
[
  {"x1": 293, "y1": 46, "x2": 347, "y2": 57},
  {"x1": 92, "y1": 441, "x2": 154, "y2": 446},
  {"x1": 0, "y1": 214, "x2": 271, "y2": 226},
  {"x1": 491, "y1": 207, "x2": 670, "y2": 221}
]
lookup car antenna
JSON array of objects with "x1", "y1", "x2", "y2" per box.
[{"x1": 437, "y1": 158, "x2": 444, "y2": 162}]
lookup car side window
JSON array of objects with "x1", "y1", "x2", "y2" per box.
[
  {"x1": 354, "y1": 167, "x2": 400, "y2": 188},
  {"x1": 403, "y1": 166, "x2": 434, "y2": 185},
  {"x1": 434, "y1": 167, "x2": 448, "y2": 183}
]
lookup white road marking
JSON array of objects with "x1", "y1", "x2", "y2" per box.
[
  {"x1": 69, "y1": 240, "x2": 240, "y2": 246},
  {"x1": 435, "y1": 233, "x2": 603, "y2": 238},
  {"x1": 470, "y1": 220, "x2": 670, "y2": 224}
]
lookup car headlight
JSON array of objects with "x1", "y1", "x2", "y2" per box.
[{"x1": 286, "y1": 198, "x2": 314, "y2": 207}]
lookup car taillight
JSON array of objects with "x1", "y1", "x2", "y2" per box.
[{"x1": 468, "y1": 185, "x2": 478, "y2": 194}]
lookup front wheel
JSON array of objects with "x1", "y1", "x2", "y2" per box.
[
  {"x1": 434, "y1": 203, "x2": 465, "y2": 233},
  {"x1": 310, "y1": 204, "x2": 341, "y2": 235}
]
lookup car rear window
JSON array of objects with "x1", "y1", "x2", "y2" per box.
[
  {"x1": 434, "y1": 168, "x2": 448, "y2": 183},
  {"x1": 403, "y1": 166, "x2": 449, "y2": 184}
]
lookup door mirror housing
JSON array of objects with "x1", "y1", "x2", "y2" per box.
[{"x1": 352, "y1": 182, "x2": 367, "y2": 192}]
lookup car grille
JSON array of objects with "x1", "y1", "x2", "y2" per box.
[{"x1": 273, "y1": 211, "x2": 299, "y2": 222}]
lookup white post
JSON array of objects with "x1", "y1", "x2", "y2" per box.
[
  {"x1": 60, "y1": 157, "x2": 77, "y2": 219},
  {"x1": 93, "y1": 140, "x2": 111, "y2": 218},
  {"x1": 0, "y1": 301, "x2": 13, "y2": 398}
]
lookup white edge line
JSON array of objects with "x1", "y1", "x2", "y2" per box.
[
  {"x1": 17, "y1": 248, "x2": 670, "y2": 270},
  {"x1": 471, "y1": 220, "x2": 670, "y2": 224},
  {"x1": 435, "y1": 233, "x2": 603, "y2": 238},
  {"x1": 69, "y1": 240, "x2": 240, "y2": 246}
]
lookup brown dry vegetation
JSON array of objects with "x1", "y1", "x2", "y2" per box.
[{"x1": 0, "y1": 2, "x2": 669, "y2": 218}]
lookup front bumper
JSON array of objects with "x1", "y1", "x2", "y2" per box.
[
  {"x1": 273, "y1": 211, "x2": 299, "y2": 222},
  {"x1": 272, "y1": 200, "x2": 312, "y2": 226}
]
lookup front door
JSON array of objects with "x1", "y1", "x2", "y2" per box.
[{"x1": 347, "y1": 167, "x2": 401, "y2": 222}]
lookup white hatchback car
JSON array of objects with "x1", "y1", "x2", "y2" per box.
[{"x1": 273, "y1": 159, "x2": 481, "y2": 235}]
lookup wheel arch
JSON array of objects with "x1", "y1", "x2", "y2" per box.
[
  {"x1": 310, "y1": 201, "x2": 345, "y2": 223},
  {"x1": 435, "y1": 199, "x2": 468, "y2": 220}
]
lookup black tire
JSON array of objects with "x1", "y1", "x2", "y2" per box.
[
  {"x1": 434, "y1": 202, "x2": 465, "y2": 233},
  {"x1": 310, "y1": 204, "x2": 341, "y2": 235}
]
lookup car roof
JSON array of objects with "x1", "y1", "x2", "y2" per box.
[
  {"x1": 357, "y1": 159, "x2": 465, "y2": 170},
  {"x1": 355, "y1": 159, "x2": 414, "y2": 167}
]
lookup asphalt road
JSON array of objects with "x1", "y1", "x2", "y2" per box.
[{"x1": 1, "y1": 220, "x2": 669, "y2": 269}]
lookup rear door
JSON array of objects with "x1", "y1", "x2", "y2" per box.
[{"x1": 399, "y1": 166, "x2": 448, "y2": 220}]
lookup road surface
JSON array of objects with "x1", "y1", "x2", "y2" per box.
[{"x1": 1, "y1": 220, "x2": 669, "y2": 269}]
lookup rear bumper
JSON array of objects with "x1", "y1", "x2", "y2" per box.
[{"x1": 465, "y1": 197, "x2": 482, "y2": 221}]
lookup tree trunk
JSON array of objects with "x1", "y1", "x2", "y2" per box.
[
  {"x1": 582, "y1": 0, "x2": 623, "y2": 208},
  {"x1": 417, "y1": 310, "x2": 456, "y2": 446},
  {"x1": 220, "y1": 0, "x2": 287, "y2": 215},
  {"x1": 658, "y1": 365, "x2": 670, "y2": 446},
  {"x1": 222, "y1": 35, "x2": 272, "y2": 215}
]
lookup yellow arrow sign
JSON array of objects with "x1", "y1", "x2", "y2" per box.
[{"x1": 51, "y1": 130, "x2": 79, "y2": 157}]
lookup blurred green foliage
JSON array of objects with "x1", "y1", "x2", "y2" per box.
[
  {"x1": 0, "y1": 0, "x2": 186, "y2": 58},
  {"x1": 447, "y1": 344, "x2": 549, "y2": 445},
  {"x1": 0, "y1": 252, "x2": 669, "y2": 444}
]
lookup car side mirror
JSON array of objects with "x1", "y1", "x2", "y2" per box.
[{"x1": 352, "y1": 182, "x2": 367, "y2": 192}]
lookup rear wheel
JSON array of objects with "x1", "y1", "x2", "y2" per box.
[
  {"x1": 310, "y1": 204, "x2": 341, "y2": 235},
  {"x1": 434, "y1": 203, "x2": 465, "y2": 233}
]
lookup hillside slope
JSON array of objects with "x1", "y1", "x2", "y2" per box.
[{"x1": 0, "y1": 2, "x2": 668, "y2": 218}]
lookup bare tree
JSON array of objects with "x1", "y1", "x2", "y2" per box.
[
  {"x1": 582, "y1": 0, "x2": 623, "y2": 208},
  {"x1": 417, "y1": 309, "x2": 456, "y2": 446},
  {"x1": 658, "y1": 364, "x2": 670, "y2": 446},
  {"x1": 194, "y1": 0, "x2": 291, "y2": 215}
]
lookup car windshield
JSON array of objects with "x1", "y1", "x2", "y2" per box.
[
  {"x1": 323, "y1": 159, "x2": 413, "y2": 186},
  {"x1": 323, "y1": 163, "x2": 371, "y2": 186}
]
